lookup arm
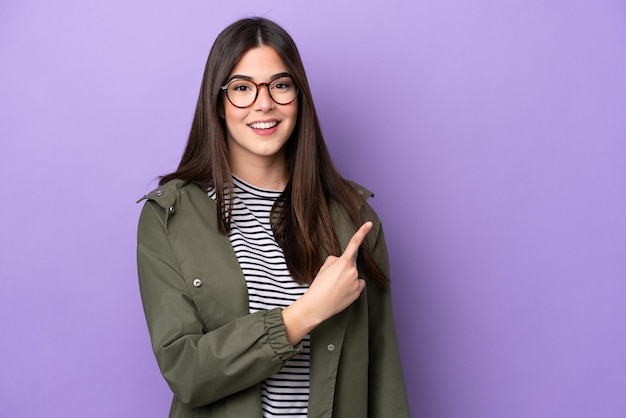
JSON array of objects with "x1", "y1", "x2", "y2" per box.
[
  {"x1": 137, "y1": 201, "x2": 301, "y2": 408},
  {"x1": 366, "y1": 217, "x2": 411, "y2": 417},
  {"x1": 281, "y1": 222, "x2": 372, "y2": 346}
]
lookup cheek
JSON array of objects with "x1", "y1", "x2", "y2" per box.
[
  {"x1": 285, "y1": 103, "x2": 299, "y2": 126},
  {"x1": 224, "y1": 105, "x2": 246, "y2": 127}
]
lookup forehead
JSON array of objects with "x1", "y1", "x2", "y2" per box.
[{"x1": 229, "y1": 46, "x2": 288, "y2": 79}]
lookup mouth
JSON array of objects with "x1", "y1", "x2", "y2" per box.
[{"x1": 248, "y1": 121, "x2": 279, "y2": 130}]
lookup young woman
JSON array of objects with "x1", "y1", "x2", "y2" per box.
[{"x1": 137, "y1": 17, "x2": 410, "y2": 418}]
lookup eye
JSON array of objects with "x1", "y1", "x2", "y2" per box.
[
  {"x1": 271, "y1": 78, "x2": 293, "y2": 91},
  {"x1": 229, "y1": 81, "x2": 254, "y2": 93}
]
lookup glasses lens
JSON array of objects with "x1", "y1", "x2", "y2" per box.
[
  {"x1": 224, "y1": 77, "x2": 298, "y2": 108},
  {"x1": 226, "y1": 80, "x2": 257, "y2": 108},
  {"x1": 269, "y1": 77, "x2": 298, "y2": 105}
]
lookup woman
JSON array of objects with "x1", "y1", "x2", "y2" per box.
[{"x1": 137, "y1": 17, "x2": 410, "y2": 418}]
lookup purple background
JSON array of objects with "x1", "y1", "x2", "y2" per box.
[{"x1": 1, "y1": 1, "x2": 625, "y2": 417}]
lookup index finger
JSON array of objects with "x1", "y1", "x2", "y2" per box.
[{"x1": 341, "y1": 221, "x2": 373, "y2": 261}]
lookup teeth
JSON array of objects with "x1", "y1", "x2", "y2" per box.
[{"x1": 249, "y1": 121, "x2": 278, "y2": 129}]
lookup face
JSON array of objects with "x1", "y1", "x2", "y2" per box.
[{"x1": 222, "y1": 46, "x2": 298, "y2": 170}]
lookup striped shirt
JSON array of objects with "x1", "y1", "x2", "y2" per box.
[{"x1": 208, "y1": 176, "x2": 310, "y2": 417}]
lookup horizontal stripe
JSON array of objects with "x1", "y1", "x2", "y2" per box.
[{"x1": 208, "y1": 176, "x2": 310, "y2": 417}]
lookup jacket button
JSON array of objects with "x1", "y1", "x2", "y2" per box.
[
  {"x1": 169, "y1": 205, "x2": 175, "y2": 215},
  {"x1": 155, "y1": 190, "x2": 163, "y2": 197},
  {"x1": 327, "y1": 344, "x2": 335, "y2": 352},
  {"x1": 193, "y1": 279, "x2": 203, "y2": 288}
]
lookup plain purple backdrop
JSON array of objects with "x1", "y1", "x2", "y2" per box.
[{"x1": 1, "y1": 1, "x2": 625, "y2": 417}]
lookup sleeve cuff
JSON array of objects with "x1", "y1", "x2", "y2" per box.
[{"x1": 264, "y1": 308, "x2": 303, "y2": 361}]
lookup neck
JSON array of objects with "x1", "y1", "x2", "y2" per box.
[{"x1": 228, "y1": 153, "x2": 287, "y2": 191}]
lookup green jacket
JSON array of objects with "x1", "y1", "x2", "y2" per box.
[{"x1": 137, "y1": 179, "x2": 410, "y2": 418}]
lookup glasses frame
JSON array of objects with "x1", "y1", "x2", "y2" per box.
[{"x1": 220, "y1": 74, "x2": 299, "y2": 109}]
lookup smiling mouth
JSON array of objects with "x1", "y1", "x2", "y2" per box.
[{"x1": 248, "y1": 121, "x2": 279, "y2": 130}]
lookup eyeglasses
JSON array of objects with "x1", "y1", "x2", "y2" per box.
[{"x1": 220, "y1": 74, "x2": 298, "y2": 108}]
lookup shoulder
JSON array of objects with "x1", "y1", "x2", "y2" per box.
[
  {"x1": 137, "y1": 179, "x2": 190, "y2": 208},
  {"x1": 137, "y1": 179, "x2": 212, "y2": 208},
  {"x1": 331, "y1": 179, "x2": 383, "y2": 241},
  {"x1": 344, "y1": 179, "x2": 374, "y2": 207},
  {"x1": 343, "y1": 179, "x2": 380, "y2": 224},
  {"x1": 137, "y1": 180, "x2": 210, "y2": 226}
]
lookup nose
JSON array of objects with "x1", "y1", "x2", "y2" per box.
[{"x1": 253, "y1": 83, "x2": 275, "y2": 112}]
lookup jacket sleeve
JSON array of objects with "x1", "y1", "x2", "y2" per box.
[
  {"x1": 365, "y1": 214, "x2": 411, "y2": 417},
  {"x1": 137, "y1": 201, "x2": 302, "y2": 408}
]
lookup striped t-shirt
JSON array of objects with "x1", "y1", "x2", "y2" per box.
[{"x1": 208, "y1": 176, "x2": 310, "y2": 417}]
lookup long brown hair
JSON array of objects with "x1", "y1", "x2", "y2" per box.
[{"x1": 161, "y1": 17, "x2": 389, "y2": 287}]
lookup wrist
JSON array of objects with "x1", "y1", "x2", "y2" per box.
[{"x1": 282, "y1": 297, "x2": 323, "y2": 346}]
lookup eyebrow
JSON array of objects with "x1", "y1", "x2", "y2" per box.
[{"x1": 226, "y1": 72, "x2": 291, "y2": 83}]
